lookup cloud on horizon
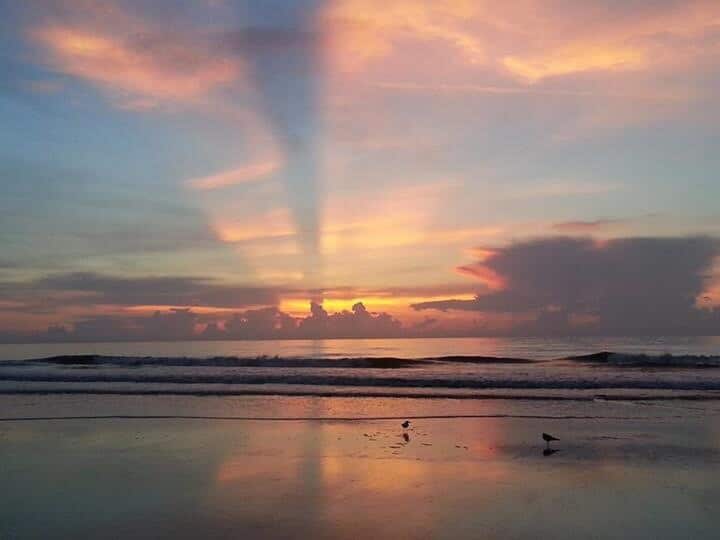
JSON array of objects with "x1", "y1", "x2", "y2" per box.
[
  {"x1": 0, "y1": 272, "x2": 282, "y2": 311},
  {"x1": 413, "y1": 236, "x2": 720, "y2": 335},
  {"x1": 3, "y1": 233, "x2": 720, "y2": 342},
  {"x1": 0, "y1": 302, "x2": 404, "y2": 343},
  {"x1": 0, "y1": 270, "x2": 453, "y2": 340}
]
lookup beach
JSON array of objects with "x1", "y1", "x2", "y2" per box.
[
  {"x1": 2, "y1": 393, "x2": 720, "y2": 539},
  {"x1": 4, "y1": 0, "x2": 719, "y2": 536}
]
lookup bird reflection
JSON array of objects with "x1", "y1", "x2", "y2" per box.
[
  {"x1": 543, "y1": 448, "x2": 560, "y2": 457},
  {"x1": 402, "y1": 432, "x2": 410, "y2": 443},
  {"x1": 542, "y1": 432, "x2": 560, "y2": 448}
]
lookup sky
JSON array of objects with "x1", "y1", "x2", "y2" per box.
[{"x1": 1, "y1": 0, "x2": 719, "y2": 342}]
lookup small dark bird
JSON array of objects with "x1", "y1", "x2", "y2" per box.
[
  {"x1": 542, "y1": 432, "x2": 560, "y2": 448},
  {"x1": 402, "y1": 420, "x2": 410, "y2": 428}
]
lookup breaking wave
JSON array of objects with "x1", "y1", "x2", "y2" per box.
[
  {"x1": 567, "y1": 352, "x2": 720, "y2": 368},
  {"x1": 6, "y1": 352, "x2": 720, "y2": 369},
  {"x1": 1, "y1": 352, "x2": 720, "y2": 396},
  {"x1": 1, "y1": 354, "x2": 533, "y2": 368}
]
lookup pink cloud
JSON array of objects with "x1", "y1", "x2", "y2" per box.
[
  {"x1": 187, "y1": 160, "x2": 281, "y2": 191},
  {"x1": 29, "y1": 3, "x2": 241, "y2": 108}
]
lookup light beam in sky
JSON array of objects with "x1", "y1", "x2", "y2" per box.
[{"x1": 238, "y1": 0, "x2": 325, "y2": 285}]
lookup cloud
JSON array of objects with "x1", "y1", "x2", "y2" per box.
[
  {"x1": 217, "y1": 300, "x2": 402, "y2": 340},
  {"x1": 221, "y1": 306, "x2": 297, "y2": 340},
  {"x1": 503, "y1": 44, "x2": 646, "y2": 82},
  {"x1": 0, "y1": 272, "x2": 281, "y2": 310},
  {"x1": 297, "y1": 301, "x2": 402, "y2": 338},
  {"x1": 28, "y1": 308, "x2": 200, "y2": 342},
  {"x1": 212, "y1": 208, "x2": 296, "y2": 244},
  {"x1": 28, "y1": 1, "x2": 240, "y2": 108},
  {"x1": 325, "y1": 0, "x2": 720, "y2": 81},
  {"x1": 454, "y1": 264, "x2": 505, "y2": 290},
  {"x1": 324, "y1": 0, "x2": 719, "y2": 140},
  {"x1": 187, "y1": 160, "x2": 281, "y2": 191},
  {"x1": 370, "y1": 81, "x2": 677, "y2": 101},
  {"x1": 6, "y1": 240, "x2": 718, "y2": 341},
  {"x1": 25, "y1": 0, "x2": 328, "y2": 276},
  {"x1": 3, "y1": 301, "x2": 404, "y2": 342},
  {"x1": 0, "y1": 271, "x2": 445, "y2": 340},
  {"x1": 551, "y1": 219, "x2": 623, "y2": 234},
  {"x1": 324, "y1": 0, "x2": 486, "y2": 72},
  {"x1": 413, "y1": 236, "x2": 720, "y2": 335}
]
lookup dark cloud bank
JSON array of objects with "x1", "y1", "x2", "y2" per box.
[
  {"x1": 0, "y1": 272, "x2": 403, "y2": 342},
  {"x1": 1, "y1": 236, "x2": 720, "y2": 342},
  {"x1": 0, "y1": 303, "x2": 403, "y2": 343},
  {"x1": 414, "y1": 236, "x2": 720, "y2": 336}
]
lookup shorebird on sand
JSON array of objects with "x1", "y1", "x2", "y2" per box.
[
  {"x1": 402, "y1": 420, "x2": 411, "y2": 429},
  {"x1": 542, "y1": 433, "x2": 559, "y2": 448}
]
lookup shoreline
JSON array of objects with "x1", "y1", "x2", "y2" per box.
[
  {"x1": 3, "y1": 393, "x2": 720, "y2": 539},
  {"x1": 2, "y1": 383, "x2": 720, "y2": 401}
]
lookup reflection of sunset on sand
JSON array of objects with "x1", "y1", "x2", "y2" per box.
[{"x1": 3, "y1": 394, "x2": 720, "y2": 539}]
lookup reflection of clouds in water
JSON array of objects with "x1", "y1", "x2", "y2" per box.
[{"x1": 7, "y1": 407, "x2": 720, "y2": 538}]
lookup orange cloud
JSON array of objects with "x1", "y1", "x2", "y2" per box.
[
  {"x1": 30, "y1": 15, "x2": 239, "y2": 107},
  {"x1": 325, "y1": 0, "x2": 719, "y2": 82},
  {"x1": 213, "y1": 208, "x2": 295, "y2": 244},
  {"x1": 324, "y1": 0, "x2": 485, "y2": 71},
  {"x1": 455, "y1": 264, "x2": 506, "y2": 291},
  {"x1": 503, "y1": 45, "x2": 646, "y2": 82},
  {"x1": 465, "y1": 248, "x2": 498, "y2": 262},
  {"x1": 187, "y1": 160, "x2": 281, "y2": 191}
]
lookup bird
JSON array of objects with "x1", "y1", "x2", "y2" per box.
[
  {"x1": 542, "y1": 433, "x2": 560, "y2": 448},
  {"x1": 402, "y1": 420, "x2": 410, "y2": 429}
]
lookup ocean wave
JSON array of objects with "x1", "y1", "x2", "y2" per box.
[
  {"x1": 1, "y1": 382, "x2": 720, "y2": 402},
  {"x1": 8, "y1": 352, "x2": 719, "y2": 369},
  {"x1": 5, "y1": 354, "x2": 533, "y2": 368},
  {"x1": 2, "y1": 371, "x2": 720, "y2": 390},
  {"x1": 1, "y1": 351, "x2": 720, "y2": 396},
  {"x1": 567, "y1": 352, "x2": 720, "y2": 368}
]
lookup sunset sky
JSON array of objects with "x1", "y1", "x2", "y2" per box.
[{"x1": 1, "y1": 0, "x2": 719, "y2": 341}]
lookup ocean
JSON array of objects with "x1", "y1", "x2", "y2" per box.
[
  {"x1": 2, "y1": 336, "x2": 720, "y2": 400},
  {"x1": 4, "y1": 337, "x2": 720, "y2": 539}
]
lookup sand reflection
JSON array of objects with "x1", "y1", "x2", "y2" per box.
[{"x1": 3, "y1": 403, "x2": 720, "y2": 539}]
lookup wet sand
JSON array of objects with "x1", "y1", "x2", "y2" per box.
[{"x1": 2, "y1": 395, "x2": 719, "y2": 539}]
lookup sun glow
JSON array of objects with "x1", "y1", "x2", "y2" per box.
[{"x1": 279, "y1": 293, "x2": 477, "y2": 318}]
